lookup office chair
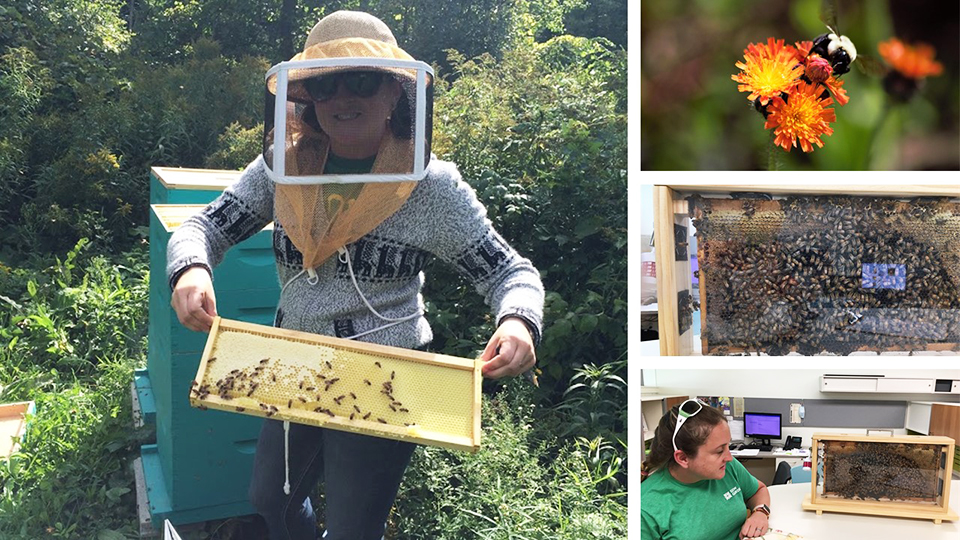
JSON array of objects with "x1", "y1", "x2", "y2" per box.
[
  {"x1": 790, "y1": 465, "x2": 812, "y2": 484},
  {"x1": 772, "y1": 461, "x2": 792, "y2": 485}
]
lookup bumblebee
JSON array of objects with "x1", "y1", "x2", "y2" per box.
[
  {"x1": 812, "y1": 0, "x2": 884, "y2": 79},
  {"x1": 810, "y1": 32, "x2": 856, "y2": 77}
]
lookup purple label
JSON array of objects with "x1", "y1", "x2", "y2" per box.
[{"x1": 862, "y1": 263, "x2": 905, "y2": 290}]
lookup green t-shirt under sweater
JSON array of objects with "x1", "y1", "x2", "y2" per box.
[
  {"x1": 641, "y1": 458, "x2": 760, "y2": 540},
  {"x1": 321, "y1": 153, "x2": 374, "y2": 215}
]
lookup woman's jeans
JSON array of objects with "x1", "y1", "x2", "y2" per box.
[{"x1": 248, "y1": 418, "x2": 417, "y2": 540}]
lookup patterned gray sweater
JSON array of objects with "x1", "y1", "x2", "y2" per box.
[{"x1": 166, "y1": 155, "x2": 544, "y2": 350}]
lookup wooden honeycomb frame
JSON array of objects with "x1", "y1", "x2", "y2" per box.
[
  {"x1": 803, "y1": 433, "x2": 958, "y2": 523},
  {"x1": 189, "y1": 318, "x2": 482, "y2": 452}
]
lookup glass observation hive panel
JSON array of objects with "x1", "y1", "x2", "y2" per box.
[
  {"x1": 816, "y1": 439, "x2": 947, "y2": 506},
  {"x1": 690, "y1": 194, "x2": 960, "y2": 355},
  {"x1": 189, "y1": 318, "x2": 482, "y2": 452}
]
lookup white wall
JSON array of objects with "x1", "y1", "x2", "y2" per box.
[
  {"x1": 642, "y1": 369, "x2": 960, "y2": 448},
  {"x1": 643, "y1": 369, "x2": 960, "y2": 402}
]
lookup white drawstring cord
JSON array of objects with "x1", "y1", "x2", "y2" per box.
[
  {"x1": 279, "y1": 268, "x2": 307, "y2": 304},
  {"x1": 278, "y1": 270, "x2": 305, "y2": 498},
  {"x1": 337, "y1": 247, "x2": 421, "y2": 326},
  {"x1": 283, "y1": 420, "x2": 291, "y2": 495},
  {"x1": 279, "y1": 246, "x2": 421, "y2": 497}
]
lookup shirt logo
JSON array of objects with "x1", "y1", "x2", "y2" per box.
[{"x1": 723, "y1": 486, "x2": 741, "y2": 500}]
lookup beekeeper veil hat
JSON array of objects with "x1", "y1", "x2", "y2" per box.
[{"x1": 264, "y1": 10, "x2": 434, "y2": 275}]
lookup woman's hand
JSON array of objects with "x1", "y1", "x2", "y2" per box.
[
  {"x1": 739, "y1": 510, "x2": 769, "y2": 539},
  {"x1": 479, "y1": 317, "x2": 536, "y2": 379},
  {"x1": 171, "y1": 266, "x2": 218, "y2": 332}
]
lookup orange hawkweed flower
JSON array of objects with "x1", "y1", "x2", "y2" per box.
[
  {"x1": 733, "y1": 37, "x2": 804, "y2": 105},
  {"x1": 820, "y1": 75, "x2": 849, "y2": 106},
  {"x1": 878, "y1": 38, "x2": 943, "y2": 79},
  {"x1": 764, "y1": 81, "x2": 837, "y2": 153}
]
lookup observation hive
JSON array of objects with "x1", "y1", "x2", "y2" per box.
[
  {"x1": 803, "y1": 433, "x2": 957, "y2": 523},
  {"x1": 651, "y1": 184, "x2": 960, "y2": 355}
]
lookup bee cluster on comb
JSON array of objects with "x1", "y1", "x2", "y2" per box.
[
  {"x1": 690, "y1": 194, "x2": 960, "y2": 355},
  {"x1": 189, "y1": 353, "x2": 413, "y2": 427},
  {"x1": 820, "y1": 440, "x2": 942, "y2": 502}
]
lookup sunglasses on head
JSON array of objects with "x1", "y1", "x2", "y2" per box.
[
  {"x1": 304, "y1": 71, "x2": 387, "y2": 101},
  {"x1": 672, "y1": 399, "x2": 704, "y2": 453}
]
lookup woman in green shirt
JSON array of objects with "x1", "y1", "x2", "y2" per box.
[{"x1": 641, "y1": 400, "x2": 771, "y2": 540}]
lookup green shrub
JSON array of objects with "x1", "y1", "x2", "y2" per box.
[
  {"x1": 0, "y1": 241, "x2": 149, "y2": 539},
  {"x1": 2, "y1": 35, "x2": 267, "y2": 255},
  {"x1": 555, "y1": 359, "x2": 627, "y2": 441},
  {"x1": 389, "y1": 380, "x2": 626, "y2": 539},
  {"x1": 205, "y1": 121, "x2": 264, "y2": 170},
  {"x1": 0, "y1": 239, "x2": 148, "y2": 382},
  {"x1": 424, "y1": 35, "x2": 627, "y2": 396}
]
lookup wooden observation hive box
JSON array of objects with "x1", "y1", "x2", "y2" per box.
[
  {"x1": 652, "y1": 184, "x2": 960, "y2": 355},
  {"x1": 802, "y1": 433, "x2": 958, "y2": 524},
  {"x1": 190, "y1": 318, "x2": 483, "y2": 452}
]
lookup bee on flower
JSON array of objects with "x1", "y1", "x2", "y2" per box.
[{"x1": 732, "y1": 37, "x2": 845, "y2": 153}]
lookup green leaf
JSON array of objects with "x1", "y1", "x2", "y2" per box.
[
  {"x1": 104, "y1": 487, "x2": 130, "y2": 502},
  {"x1": 577, "y1": 314, "x2": 599, "y2": 333},
  {"x1": 552, "y1": 318, "x2": 573, "y2": 338},
  {"x1": 26, "y1": 280, "x2": 37, "y2": 297}
]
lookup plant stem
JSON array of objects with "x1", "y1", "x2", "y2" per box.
[
  {"x1": 864, "y1": 97, "x2": 892, "y2": 170},
  {"x1": 768, "y1": 135, "x2": 780, "y2": 171}
]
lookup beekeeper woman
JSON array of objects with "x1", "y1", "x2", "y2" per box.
[
  {"x1": 166, "y1": 10, "x2": 544, "y2": 540},
  {"x1": 641, "y1": 401, "x2": 772, "y2": 540}
]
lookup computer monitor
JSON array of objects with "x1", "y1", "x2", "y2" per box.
[{"x1": 744, "y1": 412, "x2": 781, "y2": 445}]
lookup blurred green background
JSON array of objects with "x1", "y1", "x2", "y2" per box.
[{"x1": 640, "y1": 0, "x2": 960, "y2": 170}]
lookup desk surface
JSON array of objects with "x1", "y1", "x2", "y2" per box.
[
  {"x1": 766, "y1": 480, "x2": 960, "y2": 539},
  {"x1": 731, "y1": 448, "x2": 810, "y2": 459}
]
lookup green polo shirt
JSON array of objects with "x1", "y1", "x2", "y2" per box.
[{"x1": 640, "y1": 458, "x2": 760, "y2": 540}]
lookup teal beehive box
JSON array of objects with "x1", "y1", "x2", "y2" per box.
[
  {"x1": 149, "y1": 167, "x2": 242, "y2": 205},
  {"x1": 142, "y1": 200, "x2": 280, "y2": 524}
]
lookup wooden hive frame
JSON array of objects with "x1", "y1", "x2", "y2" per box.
[
  {"x1": 189, "y1": 318, "x2": 482, "y2": 452},
  {"x1": 652, "y1": 184, "x2": 960, "y2": 356},
  {"x1": 803, "y1": 433, "x2": 958, "y2": 524}
]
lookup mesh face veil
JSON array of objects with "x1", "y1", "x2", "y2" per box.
[{"x1": 263, "y1": 12, "x2": 434, "y2": 273}]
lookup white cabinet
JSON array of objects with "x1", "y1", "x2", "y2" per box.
[
  {"x1": 820, "y1": 377, "x2": 877, "y2": 392},
  {"x1": 876, "y1": 378, "x2": 934, "y2": 393},
  {"x1": 822, "y1": 375, "x2": 956, "y2": 394},
  {"x1": 905, "y1": 402, "x2": 933, "y2": 435}
]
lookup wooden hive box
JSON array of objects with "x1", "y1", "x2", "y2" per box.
[
  {"x1": 150, "y1": 166, "x2": 241, "y2": 205},
  {"x1": 652, "y1": 184, "x2": 960, "y2": 355},
  {"x1": 0, "y1": 401, "x2": 35, "y2": 460},
  {"x1": 142, "y1": 201, "x2": 279, "y2": 524},
  {"x1": 803, "y1": 433, "x2": 958, "y2": 524},
  {"x1": 190, "y1": 318, "x2": 483, "y2": 452}
]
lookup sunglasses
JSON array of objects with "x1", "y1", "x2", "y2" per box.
[
  {"x1": 672, "y1": 399, "x2": 704, "y2": 453},
  {"x1": 304, "y1": 71, "x2": 387, "y2": 101}
]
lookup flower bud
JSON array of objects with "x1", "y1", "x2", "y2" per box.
[{"x1": 804, "y1": 54, "x2": 833, "y2": 83}]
